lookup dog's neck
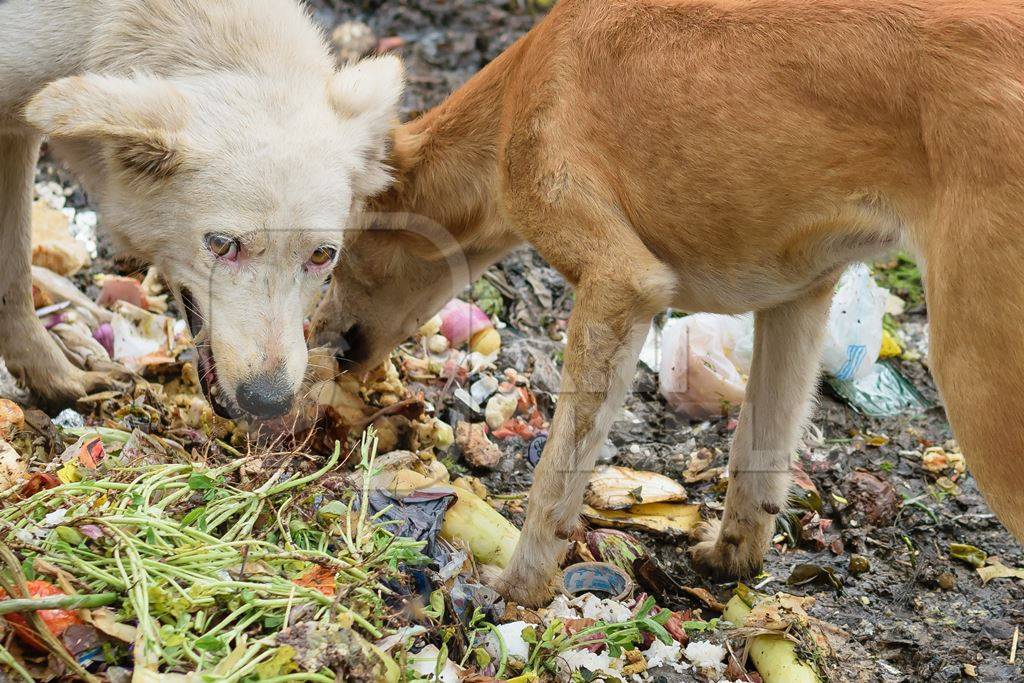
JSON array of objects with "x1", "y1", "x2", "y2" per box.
[{"x1": 370, "y1": 46, "x2": 523, "y2": 251}]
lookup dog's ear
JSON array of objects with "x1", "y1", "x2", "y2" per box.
[
  {"x1": 24, "y1": 74, "x2": 189, "y2": 181},
  {"x1": 329, "y1": 55, "x2": 405, "y2": 197}
]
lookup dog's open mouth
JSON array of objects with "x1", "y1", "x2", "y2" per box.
[{"x1": 181, "y1": 288, "x2": 232, "y2": 418}]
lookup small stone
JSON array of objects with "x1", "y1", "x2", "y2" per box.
[{"x1": 937, "y1": 572, "x2": 956, "y2": 591}]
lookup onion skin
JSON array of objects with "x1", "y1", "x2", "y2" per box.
[{"x1": 93, "y1": 322, "x2": 115, "y2": 356}]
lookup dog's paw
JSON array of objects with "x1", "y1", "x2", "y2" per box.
[
  {"x1": 688, "y1": 518, "x2": 769, "y2": 579},
  {"x1": 29, "y1": 365, "x2": 128, "y2": 410},
  {"x1": 493, "y1": 567, "x2": 562, "y2": 609}
]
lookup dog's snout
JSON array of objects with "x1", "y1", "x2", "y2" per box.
[{"x1": 235, "y1": 370, "x2": 294, "y2": 419}]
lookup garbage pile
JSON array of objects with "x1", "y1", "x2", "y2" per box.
[{"x1": 1, "y1": 192, "x2": 851, "y2": 681}]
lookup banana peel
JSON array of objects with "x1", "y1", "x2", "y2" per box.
[{"x1": 582, "y1": 502, "x2": 701, "y2": 535}]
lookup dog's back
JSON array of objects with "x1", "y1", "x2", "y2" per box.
[{"x1": 508, "y1": 0, "x2": 1024, "y2": 542}]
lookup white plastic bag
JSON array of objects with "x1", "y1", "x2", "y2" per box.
[
  {"x1": 821, "y1": 263, "x2": 889, "y2": 381},
  {"x1": 658, "y1": 313, "x2": 754, "y2": 420}
]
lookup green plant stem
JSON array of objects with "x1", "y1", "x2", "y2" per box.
[{"x1": 0, "y1": 592, "x2": 118, "y2": 615}]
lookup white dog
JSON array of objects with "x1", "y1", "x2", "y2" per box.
[{"x1": 0, "y1": 0, "x2": 402, "y2": 417}]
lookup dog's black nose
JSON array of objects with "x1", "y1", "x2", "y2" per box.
[{"x1": 235, "y1": 371, "x2": 294, "y2": 419}]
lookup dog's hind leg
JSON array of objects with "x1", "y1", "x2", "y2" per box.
[
  {"x1": 920, "y1": 208, "x2": 1024, "y2": 545},
  {"x1": 0, "y1": 134, "x2": 117, "y2": 406},
  {"x1": 690, "y1": 279, "x2": 835, "y2": 577}
]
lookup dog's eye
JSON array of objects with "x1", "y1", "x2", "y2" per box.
[
  {"x1": 205, "y1": 233, "x2": 239, "y2": 260},
  {"x1": 308, "y1": 245, "x2": 337, "y2": 268}
]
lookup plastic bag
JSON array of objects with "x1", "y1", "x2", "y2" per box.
[
  {"x1": 821, "y1": 264, "x2": 889, "y2": 381},
  {"x1": 658, "y1": 313, "x2": 754, "y2": 419}
]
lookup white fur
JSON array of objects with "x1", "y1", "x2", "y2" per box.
[{"x1": 0, "y1": 0, "x2": 403, "y2": 411}]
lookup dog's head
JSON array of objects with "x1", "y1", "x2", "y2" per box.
[
  {"x1": 308, "y1": 209, "x2": 518, "y2": 377},
  {"x1": 24, "y1": 56, "x2": 404, "y2": 418}
]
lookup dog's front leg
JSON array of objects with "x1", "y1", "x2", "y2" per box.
[
  {"x1": 690, "y1": 281, "x2": 835, "y2": 577},
  {"x1": 0, "y1": 134, "x2": 119, "y2": 406},
  {"x1": 495, "y1": 268, "x2": 670, "y2": 607}
]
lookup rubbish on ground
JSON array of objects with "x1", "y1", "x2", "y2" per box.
[
  {"x1": 681, "y1": 447, "x2": 723, "y2": 484},
  {"x1": 976, "y1": 558, "x2": 1024, "y2": 585},
  {"x1": 439, "y1": 299, "x2": 494, "y2": 348},
  {"x1": 879, "y1": 329, "x2": 903, "y2": 358},
  {"x1": 455, "y1": 421, "x2": 503, "y2": 469},
  {"x1": 0, "y1": 433, "x2": 425, "y2": 679},
  {"x1": 656, "y1": 264, "x2": 893, "y2": 418},
  {"x1": 484, "y1": 390, "x2": 518, "y2": 430},
  {"x1": 582, "y1": 502, "x2": 701, "y2": 535},
  {"x1": 581, "y1": 529, "x2": 649, "y2": 580},
  {"x1": 842, "y1": 470, "x2": 901, "y2": 526},
  {"x1": 825, "y1": 360, "x2": 930, "y2": 418},
  {"x1": 32, "y1": 266, "x2": 112, "y2": 327},
  {"x1": 683, "y1": 640, "x2": 727, "y2": 674},
  {"x1": 526, "y1": 435, "x2": 546, "y2": 467},
  {"x1": 96, "y1": 275, "x2": 149, "y2": 310},
  {"x1": 368, "y1": 487, "x2": 457, "y2": 561},
  {"x1": 562, "y1": 562, "x2": 632, "y2": 600},
  {"x1": 0, "y1": 439, "x2": 27, "y2": 489},
  {"x1": 821, "y1": 263, "x2": 889, "y2": 381},
  {"x1": 921, "y1": 445, "x2": 966, "y2": 476},
  {"x1": 848, "y1": 554, "x2": 871, "y2": 575},
  {"x1": 440, "y1": 480, "x2": 521, "y2": 567},
  {"x1": 408, "y1": 644, "x2": 464, "y2": 683},
  {"x1": 786, "y1": 563, "x2": 842, "y2": 589},
  {"x1": 470, "y1": 327, "x2": 502, "y2": 355},
  {"x1": 658, "y1": 313, "x2": 753, "y2": 419},
  {"x1": 51, "y1": 408, "x2": 85, "y2": 430},
  {"x1": 31, "y1": 201, "x2": 90, "y2": 276},
  {"x1": 0, "y1": 400, "x2": 25, "y2": 439},
  {"x1": 723, "y1": 590, "x2": 823, "y2": 683},
  {"x1": 109, "y1": 301, "x2": 184, "y2": 372},
  {"x1": 330, "y1": 20, "x2": 377, "y2": 64},
  {"x1": 585, "y1": 465, "x2": 687, "y2": 510},
  {"x1": 0, "y1": 580, "x2": 85, "y2": 651},
  {"x1": 487, "y1": 621, "x2": 532, "y2": 661},
  {"x1": 950, "y1": 543, "x2": 988, "y2": 569}
]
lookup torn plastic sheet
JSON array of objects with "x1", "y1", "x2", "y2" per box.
[
  {"x1": 367, "y1": 486, "x2": 457, "y2": 561},
  {"x1": 825, "y1": 361, "x2": 929, "y2": 418}
]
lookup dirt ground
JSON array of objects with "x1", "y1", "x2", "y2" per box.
[{"x1": 26, "y1": 1, "x2": 1024, "y2": 681}]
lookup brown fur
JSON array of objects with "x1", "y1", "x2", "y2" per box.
[{"x1": 312, "y1": 0, "x2": 1024, "y2": 606}]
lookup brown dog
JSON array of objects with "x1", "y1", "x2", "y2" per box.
[{"x1": 311, "y1": 0, "x2": 1024, "y2": 606}]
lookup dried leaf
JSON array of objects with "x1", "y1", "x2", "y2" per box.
[
  {"x1": 977, "y1": 559, "x2": 1024, "y2": 585},
  {"x1": 86, "y1": 608, "x2": 137, "y2": 643}
]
